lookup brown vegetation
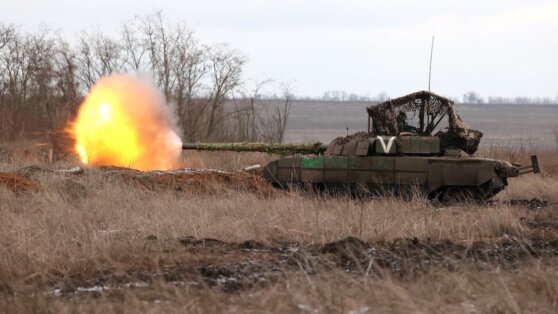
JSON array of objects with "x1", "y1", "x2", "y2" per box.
[
  {"x1": 0, "y1": 145, "x2": 557, "y2": 312},
  {"x1": 0, "y1": 14, "x2": 292, "y2": 146},
  {"x1": 0, "y1": 172, "x2": 39, "y2": 193}
]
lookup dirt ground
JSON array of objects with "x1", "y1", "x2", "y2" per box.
[
  {"x1": 1, "y1": 165, "x2": 277, "y2": 197},
  {"x1": 23, "y1": 230, "x2": 558, "y2": 296},
  {"x1": 1, "y1": 146, "x2": 558, "y2": 313},
  {"x1": 0, "y1": 172, "x2": 40, "y2": 193}
]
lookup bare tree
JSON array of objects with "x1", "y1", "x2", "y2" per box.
[
  {"x1": 0, "y1": 25, "x2": 14, "y2": 108},
  {"x1": 121, "y1": 21, "x2": 148, "y2": 72},
  {"x1": 75, "y1": 31, "x2": 124, "y2": 89},
  {"x1": 275, "y1": 84, "x2": 294, "y2": 143},
  {"x1": 260, "y1": 83, "x2": 294, "y2": 143},
  {"x1": 0, "y1": 26, "x2": 56, "y2": 140},
  {"x1": 374, "y1": 92, "x2": 390, "y2": 102},
  {"x1": 205, "y1": 45, "x2": 246, "y2": 139},
  {"x1": 0, "y1": 24, "x2": 14, "y2": 50},
  {"x1": 0, "y1": 17, "x2": 295, "y2": 145},
  {"x1": 462, "y1": 91, "x2": 484, "y2": 104},
  {"x1": 172, "y1": 32, "x2": 207, "y2": 141},
  {"x1": 229, "y1": 79, "x2": 272, "y2": 141},
  {"x1": 49, "y1": 38, "x2": 80, "y2": 129},
  {"x1": 142, "y1": 12, "x2": 186, "y2": 100}
]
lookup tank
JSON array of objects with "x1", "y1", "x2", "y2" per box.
[{"x1": 182, "y1": 91, "x2": 540, "y2": 201}]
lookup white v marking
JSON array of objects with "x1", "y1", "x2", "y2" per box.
[{"x1": 376, "y1": 136, "x2": 396, "y2": 153}]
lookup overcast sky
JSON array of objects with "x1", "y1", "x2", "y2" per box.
[{"x1": 2, "y1": 0, "x2": 557, "y2": 99}]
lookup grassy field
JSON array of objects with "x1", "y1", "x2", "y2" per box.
[{"x1": 0, "y1": 145, "x2": 557, "y2": 313}]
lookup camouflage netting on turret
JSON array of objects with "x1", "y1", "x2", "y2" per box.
[
  {"x1": 367, "y1": 90, "x2": 483, "y2": 154},
  {"x1": 328, "y1": 131, "x2": 370, "y2": 146}
]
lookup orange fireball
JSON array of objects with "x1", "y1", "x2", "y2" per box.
[{"x1": 72, "y1": 75, "x2": 182, "y2": 170}]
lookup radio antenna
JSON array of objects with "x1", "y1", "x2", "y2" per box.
[{"x1": 428, "y1": 36, "x2": 434, "y2": 91}]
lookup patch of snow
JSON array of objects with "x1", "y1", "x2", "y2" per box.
[
  {"x1": 76, "y1": 285, "x2": 109, "y2": 293},
  {"x1": 150, "y1": 168, "x2": 228, "y2": 175},
  {"x1": 125, "y1": 282, "x2": 149, "y2": 288},
  {"x1": 216, "y1": 276, "x2": 238, "y2": 285},
  {"x1": 461, "y1": 302, "x2": 478, "y2": 313},
  {"x1": 297, "y1": 304, "x2": 319, "y2": 313},
  {"x1": 58, "y1": 167, "x2": 84, "y2": 174},
  {"x1": 243, "y1": 164, "x2": 261, "y2": 172},
  {"x1": 97, "y1": 229, "x2": 119, "y2": 234},
  {"x1": 349, "y1": 306, "x2": 370, "y2": 314},
  {"x1": 171, "y1": 281, "x2": 185, "y2": 286}
]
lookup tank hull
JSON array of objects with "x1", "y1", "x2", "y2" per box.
[{"x1": 262, "y1": 155, "x2": 510, "y2": 200}]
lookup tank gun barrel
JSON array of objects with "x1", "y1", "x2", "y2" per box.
[{"x1": 181, "y1": 142, "x2": 328, "y2": 155}]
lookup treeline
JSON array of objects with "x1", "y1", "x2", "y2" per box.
[
  {"x1": 319, "y1": 90, "x2": 558, "y2": 104},
  {"x1": 462, "y1": 91, "x2": 557, "y2": 105},
  {"x1": 0, "y1": 13, "x2": 292, "y2": 144},
  {"x1": 319, "y1": 91, "x2": 389, "y2": 102}
]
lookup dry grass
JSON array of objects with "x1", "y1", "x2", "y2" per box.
[
  {"x1": 477, "y1": 145, "x2": 558, "y2": 176},
  {"x1": 2, "y1": 263, "x2": 557, "y2": 313},
  {"x1": 0, "y1": 144, "x2": 557, "y2": 313}
]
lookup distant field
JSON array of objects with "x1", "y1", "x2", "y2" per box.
[{"x1": 285, "y1": 101, "x2": 558, "y2": 149}]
